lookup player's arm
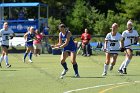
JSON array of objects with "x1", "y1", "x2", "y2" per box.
[
  {"x1": 57, "y1": 33, "x2": 62, "y2": 46},
  {"x1": 103, "y1": 34, "x2": 109, "y2": 51},
  {"x1": 9, "y1": 30, "x2": 15, "y2": 39},
  {"x1": 10, "y1": 33, "x2": 15, "y2": 39},
  {"x1": 134, "y1": 36, "x2": 139, "y2": 44},
  {"x1": 59, "y1": 32, "x2": 71, "y2": 48},
  {"x1": 52, "y1": 33, "x2": 62, "y2": 47},
  {"x1": 24, "y1": 32, "x2": 28, "y2": 41},
  {"x1": 120, "y1": 37, "x2": 124, "y2": 48},
  {"x1": 12, "y1": 33, "x2": 15, "y2": 37},
  {"x1": 104, "y1": 40, "x2": 107, "y2": 51},
  {"x1": 119, "y1": 37, "x2": 125, "y2": 52}
]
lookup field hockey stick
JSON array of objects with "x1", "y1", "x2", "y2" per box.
[
  {"x1": 77, "y1": 46, "x2": 81, "y2": 54},
  {"x1": 110, "y1": 43, "x2": 137, "y2": 52},
  {"x1": 16, "y1": 39, "x2": 35, "y2": 46},
  {"x1": 51, "y1": 46, "x2": 63, "y2": 50}
]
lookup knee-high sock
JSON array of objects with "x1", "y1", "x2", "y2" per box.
[
  {"x1": 73, "y1": 63, "x2": 79, "y2": 75},
  {"x1": 24, "y1": 52, "x2": 28, "y2": 60},
  {"x1": 119, "y1": 61, "x2": 125, "y2": 70},
  {"x1": 124, "y1": 59, "x2": 131, "y2": 68},
  {"x1": 0, "y1": 55, "x2": 4, "y2": 63},
  {"x1": 103, "y1": 64, "x2": 108, "y2": 73},
  {"x1": 29, "y1": 52, "x2": 33, "y2": 60},
  {"x1": 4, "y1": 55, "x2": 8, "y2": 65},
  {"x1": 119, "y1": 59, "x2": 127, "y2": 70},
  {"x1": 61, "y1": 62, "x2": 68, "y2": 70}
]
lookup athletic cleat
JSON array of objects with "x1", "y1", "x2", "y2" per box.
[
  {"x1": 110, "y1": 66, "x2": 113, "y2": 71},
  {"x1": 75, "y1": 74, "x2": 80, "y2": 78},
  {"x1": 29, "y1": 59, "x2": 33, "y2": 63},
  {"x1": 6, "y1": 64, "x2": 11, "y2": 68},
  {"x1": 83, "y1": 54, "x2": 87, "y2": 57},
  {"x1": 61, "y1": 69, "x2": 68, "y2": 76},
  {"x1": 123, "y1": 68, "x2": 127, "y2": 74},
  {"x1": 118, "y1": 69, "x2": 123, "y2": 74},
  {"x1": 60, "y1": 75, "x2": 64, "y2": 79},
  {"x1": 87, "y1": 54, "x2": 90, "y2": 57},
  {"x1": 102, "y1": 72, "x2": 107, "y2": 76},
  {"x1": 23, "y1": 58, "x2": 25, "y2": 63}
]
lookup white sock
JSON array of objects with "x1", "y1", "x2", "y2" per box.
[
  {"x1": 0, "y1": 55, "x2": 4, "y2": 63},
  {"x1": 110, "y1": 64, "x2": 113, "y2": 67},
  {"x1": 4, "y1": 55, "x2": 8, "y2": 65},
  {"x1": 103, "y1": 64, "x2": 108, "y2": 73},
  {"x1": 119, "y1": 61, "x2": 125, "y2": 70},
  {"x1": 119, "y1": 58, "x2": 127, "y2": 70},
  {"x1": 124, "y1": 59, "x2": 131, "y2": 68}
]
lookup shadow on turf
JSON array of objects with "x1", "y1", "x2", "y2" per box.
[
  {"x1": 66, "y1": 76, "x2": 105, "y2": 78},
  {"x1": 0, "y1": 69, "x2": 19, "y2": 71},
  {"x1": 112, "y1": 74, "x2": 140, "y2": 76}
]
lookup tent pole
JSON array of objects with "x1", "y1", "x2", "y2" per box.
[
  {"x1": 38, "y1": 4, "x2": 40, "y2": 30},
  {"x1": 47, "y1": 5, "x2": 49, "y2": 22}
]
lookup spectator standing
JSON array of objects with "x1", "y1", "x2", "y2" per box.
[
  {"x1": 33, "y1": 30, "x2": 43, "y2": 56},
  {"x1": 81, "y1": 28, "x2": 91, "y2": 56}
]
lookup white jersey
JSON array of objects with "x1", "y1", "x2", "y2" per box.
[
  {"x1": 122, "y1": 30, "x2": 139, "y2": 48},
  {"x1": 0, "y1": 28, "x2": 14, "y2": 46},
  {"x1": 105, "y1": 32, "x2": 122, "y2": 53}
]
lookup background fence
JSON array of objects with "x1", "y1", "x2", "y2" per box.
[{"x1": 5, "y1": 35, "x2": 140, "y2": 56}]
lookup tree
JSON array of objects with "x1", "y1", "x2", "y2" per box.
[
  {"x1": 66, "y1": 0, "x2": 102, "y2": 35},
  {"x1": 88, "y1": 0, "x2": 122, "y2": 16},
  {"x1": 120, "y1": 0, "x2": 140, "y2": 21},
  {"x1": 94, "y1": 10, "x2": 127, "y2": 35},
  {"x1": 66, "y1": 0, "x2": 87, "y2": 34},
  {"x1": 48, "y1": 16, "x2": 61, "y2": 35}
]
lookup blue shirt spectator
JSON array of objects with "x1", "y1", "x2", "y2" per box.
[
  {"x1": 18, "y1": 10, "x2": 25, "y2": 20},
  {"x1": 43, "y1": 26, "x2": 49, "y2": 35}
]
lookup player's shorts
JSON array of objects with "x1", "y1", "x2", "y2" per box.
[
  {"x1": 63, "y1": 48, "x2": 76, "y2": 53},
  {"x1": 1, "y1": 45, "x2": 9, "y2": 49},
  {"x1": 33, "y1": 44, "x2": 42, "y2": 49},
  {"x1": 125, "y1": 47, "x2": 133, "y2": 52},
  {"x1": 109, "y1": 53, "x2": 118, "y2": 56},
  {"x1": 26, "y1": 42, "x2": 33, "y2": 47}
]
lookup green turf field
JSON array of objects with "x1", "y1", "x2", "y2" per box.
[{"x1": 0, "y1": 54, "x2": 140, "y2": 93}]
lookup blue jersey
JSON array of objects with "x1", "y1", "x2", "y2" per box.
[
  {"x1": 60, "y1": 31, "x2": 76, "y2": 52},
  {"x1": 26, "y1": 32, "x2": 35, "y2": 47}
]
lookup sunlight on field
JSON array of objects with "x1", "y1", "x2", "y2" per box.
[{"x1": 0, "y1": 54, "x2": 140, "y2": 93}]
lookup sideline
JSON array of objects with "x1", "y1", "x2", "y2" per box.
[{"x1": 64, "y1": 81, "x2": 140, "y2": 93}]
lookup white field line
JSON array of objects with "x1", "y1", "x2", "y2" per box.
[{"x1": 64, "y1": 81, "x2": 140, "y2": 93}]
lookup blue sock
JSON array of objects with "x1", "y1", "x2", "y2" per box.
[
  {"x1": 73, "y1": 63, "x2": 79, "y2": 75},
  {"x1": 61, "y1": 62, "x2": 68, "y2": 70},
  {"x1": 24, "y1": 53, "x2": 28, "y2": 60},
  {"x1": 29, "y1": 52, "x2": 33, "y2": 60}
]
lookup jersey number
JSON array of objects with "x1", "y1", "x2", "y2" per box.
[
  {"x1": 5, "y1": 36, "x2": 9, "y2": 40},
  {"x1": 110, "y1": 43, "x2": 115, "y2": 46},
  {"x1": 130, "y1": 38, "x2": 133, "y2": 44}
]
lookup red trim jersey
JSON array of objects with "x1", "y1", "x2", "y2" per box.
[{"x1": 81, "y1": 33, "x2": 91, "y2": 44}]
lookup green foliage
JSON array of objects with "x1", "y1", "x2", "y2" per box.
[
  {"x1": 4, "y1": 0, "x2": 140, "y2": 35},
  {"x1": 48, "y1": 16, "x2": 61, "y2": 35},
  {"x1": 66, "y1": 0, "x2": 104, "y2": 35},
  {"x1": 121, "y1": 0, "x2": 140, "y2": 20},
  {"x1": 94, "y1": 10, "x2": 129, "y2": 35},
  {"x1": 66, "y1": 0, "x2": 87, "y2": 34}
]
